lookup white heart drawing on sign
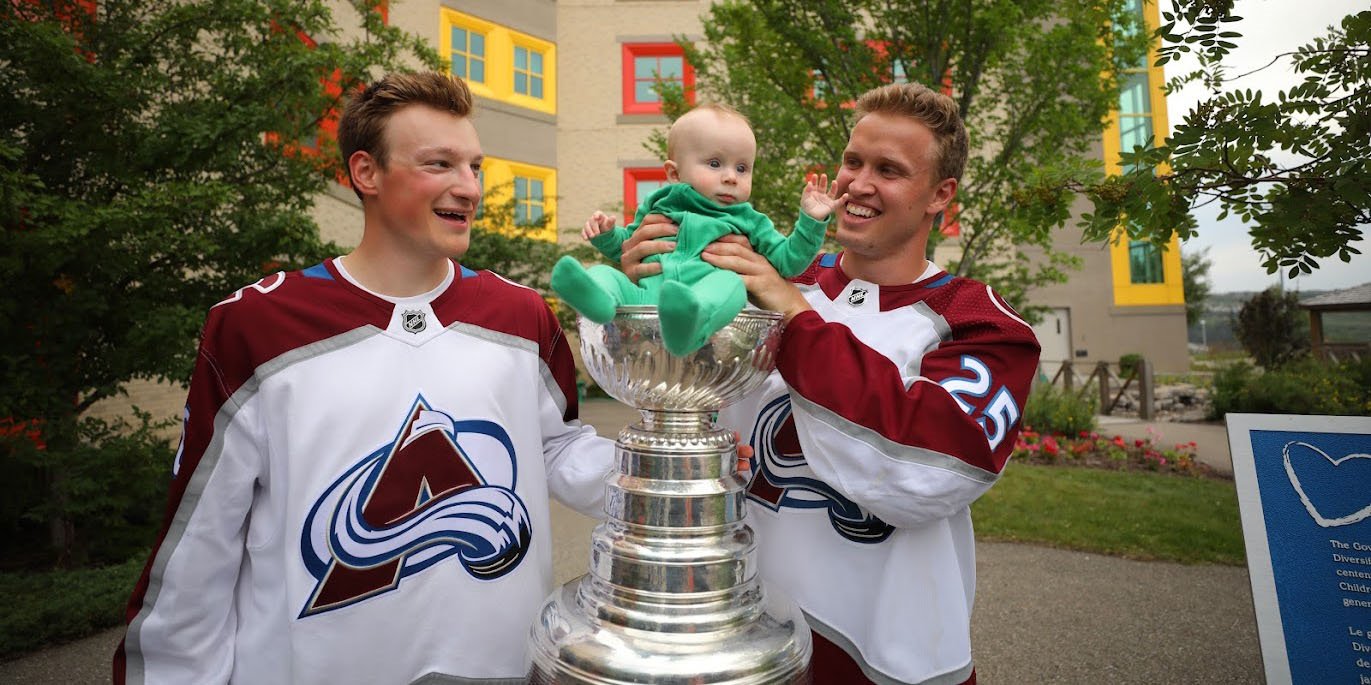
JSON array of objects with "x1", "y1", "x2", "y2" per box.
[{"x1": 1282, "y1": 440, "x2": 1371, "y2": 528}]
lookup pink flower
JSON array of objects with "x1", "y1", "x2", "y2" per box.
[
  {"x1": 1043, "y1": 437, "x2": 1060, "y2": 456},
  {"x1": 1134, "y1": 439, "x2": 1145, "y2": 447},
  {"x1": 1112, "y1": 436, "x2": 1126, "y2": 447}
]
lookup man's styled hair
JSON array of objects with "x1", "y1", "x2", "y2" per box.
[
  {"x1": 666, "y1": 102, "x2": 753, "y2": 160},
  {"x1": 853, "y1": 83, "x2": 968, "y2": 184},
  {"x1": 338, "y1": 71, "x2": 474, "y2": 198}
]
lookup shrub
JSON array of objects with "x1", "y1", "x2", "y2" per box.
[
  {"x1": 0, "y1": 556, "x2": 143, "y2": 659},
  {"x1": 1209, "y1": 358, "x2": 1370, "y2": 418},
  {"x1": 1, "y1": 411, "x2": 172, "y2": 569},
  {"x1": 1023, "y1": 382, "x2": 1098, "y2": 436},
  {"x1": 1118, "y1": 353, "x2": 1144, "y2": 378},
  {"x1": 1233, "y1": 287, "x2": 1309, "y2": 368},
  {"x1": 1209, "y1": 361, "x2": 1256, "y2": 419}
]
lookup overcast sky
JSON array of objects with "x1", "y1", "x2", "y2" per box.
[{"x1": 1157, "y1": 0, "x2": 1368, "y2": 293}]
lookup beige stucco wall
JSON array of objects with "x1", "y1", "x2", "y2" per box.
[
  {"x1": 1023, "y1": 192, "x2": 1189, "y2": 374},
  {"x1": 556, "y1": 0, "x2": 712, "y2": 237}
]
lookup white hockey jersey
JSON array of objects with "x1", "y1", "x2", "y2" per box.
[
  {"x1": 719, "y1": 254, "x2": 1040, "y2": 685},
  {"x1": 116, "y1": 259, "x2": 614, "y2": 685}
]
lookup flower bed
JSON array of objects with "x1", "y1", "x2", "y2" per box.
[{"x1": 1012, "y1": 426, "x2": 1220, "y2": 478}]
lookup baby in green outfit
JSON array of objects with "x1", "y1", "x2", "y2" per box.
[{"x1": 551, "y1": 104, "x2": 847, "y2": 356}]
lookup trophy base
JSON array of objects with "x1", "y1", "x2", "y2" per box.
[{"x1": 529, "y1": 576, "x2": 811, "y2": 685}]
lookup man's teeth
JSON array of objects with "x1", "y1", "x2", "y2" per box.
[{"x1": 846, "y1": 205, "x2": 877, "y2": 218}]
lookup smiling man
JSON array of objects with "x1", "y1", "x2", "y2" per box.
[
  {"x1": 114, "y1": 72, "x2": 615, "y2": 685},
  {"x1": 620, "y1": 82, "x2": 1041, "y2": 684}
]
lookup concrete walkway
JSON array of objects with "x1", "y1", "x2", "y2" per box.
[{"x1": 0, "y1": 400, "x2": 1262, "y2": 684}]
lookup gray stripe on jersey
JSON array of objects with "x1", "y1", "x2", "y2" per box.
[
  {"x1": 789, "y1": 393, "x2": 997, "y2": 484},
  {"x1": 447, "y1": 322, "x2": 567, "y2": 417},
  {"x1": 411, "y1": 672, "x2": 528, "y2": 685},
  {"x1": 904, "y1": 301, "x2": 952, "y2": 381},
  {"x1": 124, "y1": 326, "x2": 382, "y2": 684},
  {"x1": 805, "y1": 611, "x2": 975, "y2": 685}
]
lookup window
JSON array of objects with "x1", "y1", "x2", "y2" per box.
[
  {"x1": 623, "y1": 167, "x2": 669, "y2": 222},
  {"x1": 622, "y1": 43, "x2": 695, "y2": 114},
  {"x1": 892, "y1": 57, "x2": 909, "y2": 84},
  {"x1": 478, "y1": 158, "x2": 556, "y2": 241},
  {"x1": 1128, "y1": 241, "x2": 1165, "y2": 284},
  {"x1": 439, "y1": 9, "x2": 556, "y2": 114},
  {"x1": 514, "y1": 175, "x2": 545, "y2": 225},
  {"x1": 475, "y1": 169, "x2": 484, "y2": 220},
  {"x1": 1106, "y1": 0, "x2": 1184, "y2": 305},
  {"x1": 514, "y1": 45, "x2": 544, "y2": 98},
  {"x1": 450, "y1": 27, "x2": 486, "y2": 84}
]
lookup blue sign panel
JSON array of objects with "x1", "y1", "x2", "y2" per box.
[{"x1": 1229, "y1": 415, "x2": 1371, "y2": 685}]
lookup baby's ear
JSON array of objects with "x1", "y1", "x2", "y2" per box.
[{"x1": 664, "y1": 160, "x2": 680, "y2": 183}]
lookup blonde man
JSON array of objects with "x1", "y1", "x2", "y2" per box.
[{"x1": 632, "y1": 83, "x2": 1041, "y2": 685}]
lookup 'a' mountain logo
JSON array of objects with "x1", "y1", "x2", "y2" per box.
[{"x1": 298, "y1": 396, "x2": 531, "y2": 617}]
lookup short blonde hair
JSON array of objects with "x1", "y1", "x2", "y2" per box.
[
  {"x1": 853, "y1": 83, "x2": 968, "y2": 183},
  {"x1": 666, "y1": 103, "x2": 753, "y2": 160}
]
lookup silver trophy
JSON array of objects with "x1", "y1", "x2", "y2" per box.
[{"x1": 529, "y1": 306, "x2": 812, "y2": 684}]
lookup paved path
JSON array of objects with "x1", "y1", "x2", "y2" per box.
[{"x1": 0, "y1": 401, "x2": 1262, "y2": 684}]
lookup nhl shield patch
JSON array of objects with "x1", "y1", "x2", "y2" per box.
[{"x1": 402, "y1": 309, "x2": 427, "y2": 334}]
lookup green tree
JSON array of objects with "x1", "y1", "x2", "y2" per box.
[
  {"x1": 0, "y1": 0, "x2": 439, "y2": 563},
  {"x1": 1233, "y1": 287, "x2": 1309, "y2": 369},
  {"x1": 651, "y1": 0, "x2": 1149, "y2": 314},
  {"x1": 462, "y1": 184, "x2": 593, "y2": 331},
  {"x1": 1076, "y1": 6, "x2": 1369, "y2": 279},
  {"x1": 1181, "y1": 246, "x2": 1212, "y2": 326}
]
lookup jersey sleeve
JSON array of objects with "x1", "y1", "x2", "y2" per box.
[
  {"x1": 746, "y1": 212, "x2": 829, "y2": 279},
  {"x1": 588, "y1": 227, "x2": 633, "y2": 262},
  {"x1": 115, "y1": 313, "x2": 265, "y2": 684},
  {"x1": 533, "y1": 301, "x2": 614, "y2": 518},
  {"x1": 776, "y1": 287, "x2": 1040, "y2": 528}
]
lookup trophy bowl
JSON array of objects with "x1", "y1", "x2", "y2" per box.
[{"x1": 578, "y1": 306, "x2": 785, "y2": 412}]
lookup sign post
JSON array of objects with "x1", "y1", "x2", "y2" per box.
[{"x1": 1227, "y1": 414, "x2": 1371, "y2": 684}]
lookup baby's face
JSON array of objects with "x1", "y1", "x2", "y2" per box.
[{"x1": 670, "y1": 114, "x2": 756, "y2": 206}]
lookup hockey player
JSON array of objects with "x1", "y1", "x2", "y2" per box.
[
  {"x1": 625, "y1": 82, "x2": 1042, "y2": 685},
  {"x1": 115, "y1": 72, "x2": 615, "y2": 684}
]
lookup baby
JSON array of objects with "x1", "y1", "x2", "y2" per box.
[{"x1": 550, "y1": 104, "x2": 846, "y2": 356}]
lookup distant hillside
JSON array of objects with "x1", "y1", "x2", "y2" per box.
[{"x1": 1190, "y1": 288, "x2": 1371, "y2": 347}]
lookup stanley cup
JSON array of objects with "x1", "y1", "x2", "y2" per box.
[{"x1": 529, "y1": 306, "x2": 811, "y2": 684}]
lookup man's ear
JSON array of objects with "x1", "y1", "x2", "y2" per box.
[
  {"x1": 664, "y1": 160, "x2": 680, "y2": 184},
  {"x1": 349, "y1": 151, "x2": 381, "y2": 198},
  {"x1": 927, "y1": 177, "x2": 957, "y2": 217}
]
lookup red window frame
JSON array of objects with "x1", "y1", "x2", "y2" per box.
[
  {"x1": 623, "y1": 167, "x2": 669, "y2": 224},
  {"x1": 622, "y1": 43, "x2": 695, "y2": 115}
]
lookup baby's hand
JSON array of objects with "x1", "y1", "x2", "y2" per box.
[
  {"x1": 800, "y1": 173, "x2": 848, "y2": 221},
  {"x1": 582, "y1": 211, "x2": 617, "y2": 240}
]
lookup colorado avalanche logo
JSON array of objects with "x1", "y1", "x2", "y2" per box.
[
  {"x1": 298, "y1": 396, "x2": 532, "y2": 617},
  {"x1": 746, "y1": 395, "x2": 894, "y2": 543}
]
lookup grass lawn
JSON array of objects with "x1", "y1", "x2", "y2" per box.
[{"x1": 972, "y1": 463, "x2": 1246, "y2": 566}]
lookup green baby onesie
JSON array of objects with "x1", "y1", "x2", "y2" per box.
[{"x1": 551, "y1": 183, "x2": 829, "y2": 356}]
